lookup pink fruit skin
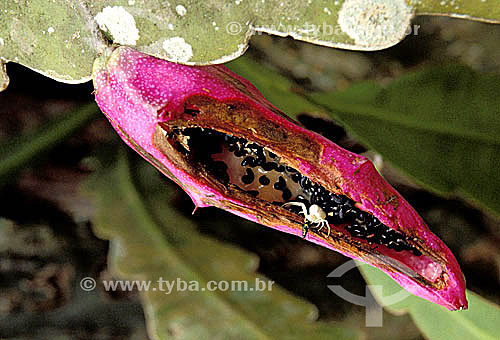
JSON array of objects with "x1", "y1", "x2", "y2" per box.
[{"x1": 93, "y1": 46, "x2": 467, "y2": 310}]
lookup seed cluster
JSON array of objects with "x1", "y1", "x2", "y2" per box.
[
  {"x1": 168, "y1": 126, "x2": 421, "y2": 256},
  {"x1": 220, "y1": 133, "x2": 298, "y2": 202},
  {"x1": 288, "y1": 171, "x2": 421, "y2": 255}
]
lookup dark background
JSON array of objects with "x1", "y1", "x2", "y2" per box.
[{"x1": 0, "y1": 16, "x2": 499, "y2": 339}]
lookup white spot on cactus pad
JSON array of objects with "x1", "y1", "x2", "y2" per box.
[
  {"x1": 176, "y1": 5, "x2": 187, "y2": 16},
  {"x1": 338, "y1": 0, "x2": 413, "y2": 47},
  {"x1": 95, "y1": 6, "x2": 140, "y2": 45},
  {"x1": 162, "y1": 37, "x2": 193, "y2": 62}
]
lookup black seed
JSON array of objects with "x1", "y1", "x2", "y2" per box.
[
  {"x1": 351, "y1": 230, "x2": 366, "y2": 238},
  {"x1": 386, "y1": 230, "x2": 398, "y2": 239},
  {"x1": 329, "y1": 195, "x2": 342, "y2": 204},
  {"x1": 263, "y1": 162, "x2": 277, "y2": 171},
  {"x1": 273, "y1": 176, "x2": 286, "y2": 190},
  {"x1": 242, "y1": 168, "x2": 255, "y2": 184},
  {"x1": 353, "y1": 216, "x2": 366, "y2": 225},
  {"x1": 234, "y1": 149, "x2": 247, "y2": 157},
  {"x1": 255, "y1": 156, "x2": 266, "y2": 166},
  {"x1": 370, "y1": 223, "x2": 382, "y2": 232},
  {"x1": 182, "y1": 127, "x2": 421, "y2": 256},
  {"x1": 259, "y1": 175, "x2": 270, "y2": 185},
  {"x1": 300, "y1": 177, "x2": 312, "y2": 191},
  {"x1": 282, "y1": 188, "x2": 292, "y2": 201},
  {"x1": 312, "y1": 192, "x2": 327, "y2": 204},
  {"x1": 356, "y1": 223, "x2": 367, "y2": 231},
  {"x1": 317, "y1": 201, "x2": 330, "y2": 212},
  {"x1": 247, "y1": 143, "x2": 260, "y2": 150},
  {"x1": 310, "y1": 195, "x2": 320, "y2": 205},
  {"x1": 392, "y1": 243, "x2": 405, "y2": 252},
  {"x1": 310, "y1": 185, "x2": 319, "y2": 193},
  {"x1": 365, "y1": 216, "x2": 378, "y2": 228},
  {"x1": 343, "y1": 198, "x2": 354, "y2": 209},
  {"x1": 246, "y1": 190, "x2": 259, "y2": 197},
  {"x1": 291, "y1": 173, "x2": 302, "y2": 183},
  {"x1": 296, "y1": 195, "x2": 309, "y2": 204},
  {"x1": 241, "y1": 156, "x2": 255, "y2": 167}
]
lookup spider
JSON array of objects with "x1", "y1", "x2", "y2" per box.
[{"x1": 283, "y1": 202, "x2": 331, "y2": 238}]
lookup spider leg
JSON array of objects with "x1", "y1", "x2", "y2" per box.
[
  {"x1": 299, "y1": 205, "x2": 308, "y2": 217},
  {"x1": 315, "y1": 220, "x2": 331, "y2": 238},
  {"x1": 313, "y1": 220, "x2": 325, "y2": 232},
  {"x1": 311, "y1": 221, "x2": 321, "y2": 232},
  {"x1": 283, "y1": 202, "x2": 311, "y2": 238},
  {"x1": 324, "y1": 221, "x2": 331, "y2": 238},
  {"x1": 283, "y1": 202, "x2": 307, "y2": 216},
  {"x1": 283, "y1": 202, "x2": 303, "y2": 208}
]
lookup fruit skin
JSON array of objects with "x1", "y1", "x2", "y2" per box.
[{"x1": 92, "y1": 46, "x2": 467, "y2": 310}]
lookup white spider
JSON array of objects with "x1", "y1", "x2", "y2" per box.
[{"x1": 283, "y1": 202, "x2": 331, "y2": 238}]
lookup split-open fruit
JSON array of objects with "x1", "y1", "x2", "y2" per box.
[{"x1": 93, "y1": 46, "x2": 467, "y2": 310}]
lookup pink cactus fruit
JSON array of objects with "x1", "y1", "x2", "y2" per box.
[{"x1": 92, "y1": 46, "x2": 467, "y2": 311}]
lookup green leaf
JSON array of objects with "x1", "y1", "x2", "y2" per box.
[
  {"x1": 78, "y1": 0, "x2": 420, "y2": 64},
  {"x1": 83, "y1": 148, "x2": 358, "y2": 340},
  {"x1": 309, "y1": 65, "x2": 500, "y2": 216},
  {"x1": 415, "y1": 0, "x2": 500, "y2": 24},
  {"x1": 57, "y1": 0, "x2": 500, "y2": 65},
  {"x1": 0, "y1": 103, "x2": 99, "y2": 185},
  {"x1": 3, "y1": 1, "x2": 500, "y2": 85},
  {"x1": 359, "y1": 263, "x2": 500, "y2": 340},
  {"x1": 0, "y1": 1, "x2": 106, "y2": 83}
]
